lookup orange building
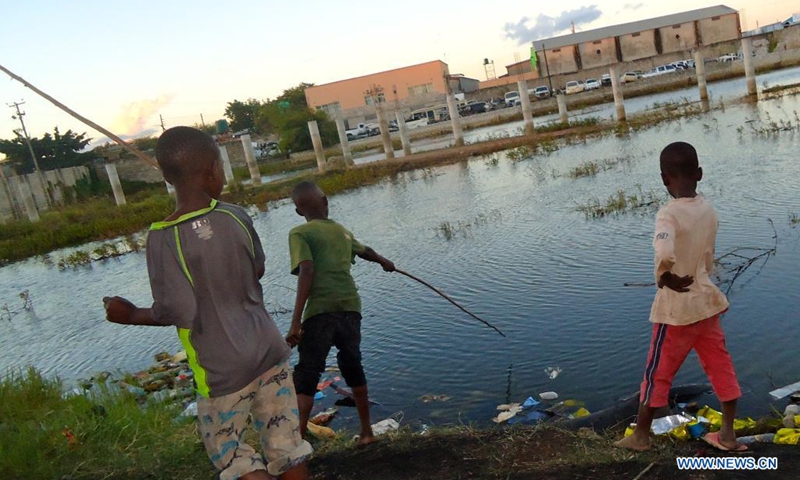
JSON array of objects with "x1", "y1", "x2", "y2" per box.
[{"x1": 304, "y1": 60, "x2": 451, "y2": 117}]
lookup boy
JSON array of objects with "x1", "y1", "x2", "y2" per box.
[
  {"x1": 286, "y1": 181, "x2": 394, "y2": 446},
  {"x1": 616, "y1": 141, "x2": 744, "y2": 452},
  {"x1": 103, "y1": 127, "x2": 312, "y2": 480}
]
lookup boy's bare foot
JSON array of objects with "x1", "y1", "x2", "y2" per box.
[
  {"x1": 614, "y1": 433, "x2": 651, "y2": 452},
  {"x1": 356, "y1": 434, "x2": 380, "y2": 448},
  {"x1": 703, "y1": 431, "x2": 748, "y2": 452}
]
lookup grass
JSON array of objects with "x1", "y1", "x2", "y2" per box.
[
  {"x1": 434, "y1": 210, "x2": 502, "y2": 240},
  {"x1": 0, "y1": 189, "x2": 173, "y2": 265},
  {"x1": 576, "y1": 187, "x2": 666, "y2": 219},
  {"x1": 232, "y1": 157, "x2": 317, "y2": 181},
  {"x1": 566, "y1": 155, "x2": 637, "y2": 179},
  {"x1": 790, "y1": 212, "x2": 800, "y2": 225}
]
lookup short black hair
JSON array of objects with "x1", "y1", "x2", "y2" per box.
[
  {"x1": 155, "y1": 126, "x2": 218, "y2": 182},
  {"x1": 660, "y1": 141, "x2": 699, "y2": 178},
  {"x1": 291, "y1": 180, "x2": 324, "y2": 202}
]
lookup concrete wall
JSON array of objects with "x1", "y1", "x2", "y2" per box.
[
  {"x1": 304, "y1": 60, "x2": 450, "y2": 110},
  {"x1": 619, "y1": 29, "x2": 658, "y2": 61},
  {"x1": 506, "y1": 60, "x2": 532, "y2": 76},
  {"x1": 697, "y1": 13, "x2": 740, "y2": 45},
  {"x1": 659, "y1": 22, "x2": 698, "y2": 53},
  {"x1": 578, "y1": 37, "x2": 618, "y2": 69},
  {"x1": 543, "y1": 46, "x2": 579, "y2": 75},
  {"x1": 0, "y1": 166, "x2": 89, "y2": 221}
]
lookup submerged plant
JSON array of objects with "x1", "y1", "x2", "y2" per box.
[
  {"x1": 576, "y1": 186, "x2": 665, "y2": 220},
  {"x1": 435, "y1": 210, "x2": 503, "y2": 240}
]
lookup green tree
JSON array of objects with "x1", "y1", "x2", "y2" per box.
[
  {"x1": 224, "y1": 98, "x2": 264, "y2": 133},
  {"x1": 252, "y1": 83, "x2": 337, "y2": 152},
  {"x1": 0, "y1": 128, "x2": 93, "y2": 174}
]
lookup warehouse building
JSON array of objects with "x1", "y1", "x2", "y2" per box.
[{"x1": 531, "y1": 5, "x2": 740, "y2": 76}]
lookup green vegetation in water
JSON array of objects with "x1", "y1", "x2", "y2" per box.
[
  {"x1": 737, "y1": 110, "x2": 800, "y2": 137},
  {"x1": 0, "y1": 190, "x2": 173, "y2": 265},
  {"x1": 790, "y1": 212, "x2": 800, "y2": 226},
  {"x1": 535, "y1": 117, "x2": 600, "y2": 134},
  {"x1": 232, "y1": 157, "x2": 317, "y2": 181},
  {"x1": 566, "y1": 155, "x2": 636, "y2": 179},
  {"x1": 435, "y1": 210, "x2": 502, "y2": 240},
  {"x1": 576, "y1": 187, "x2": 666, "y2": 220},
  {"x1": 55, "y1": 236, "x2": 146, "y2": 270}
]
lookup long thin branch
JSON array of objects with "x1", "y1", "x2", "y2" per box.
[
  {"x1": 396, "y1": 269, "x2": 506, "y2": 337},
  {"x1": 0, "y1": 64, "x2": 160, "y2": 169}
]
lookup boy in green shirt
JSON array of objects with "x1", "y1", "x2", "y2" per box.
[{"x1": 286, "y1": 181, "x2": 394, "y2": 446}]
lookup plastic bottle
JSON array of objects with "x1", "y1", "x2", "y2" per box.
[{"x1": 737, "y1": 433, "x2": 775, "y2": 445}]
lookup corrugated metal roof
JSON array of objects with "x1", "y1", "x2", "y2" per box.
[{"x1": 532, "y1": 5, "x2": 738, "y2": 50}]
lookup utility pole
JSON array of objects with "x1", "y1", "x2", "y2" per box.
[
  {"x1": 159, "y1": 114, "x2": 166, "y2": 132},
  {"x1": 7, "y1": 101, "x2": 51, "y2": 208},
  {"x1": 200, "y1": 113, "x2": 206, "y2": 127}
]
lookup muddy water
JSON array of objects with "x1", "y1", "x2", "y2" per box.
[{"x1": 1, "y1": 77, "x2": 798, "y2": 429}]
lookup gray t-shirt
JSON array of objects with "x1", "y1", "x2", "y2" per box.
[{"x1": 146, "y1": 199, "x2": 289, "y2": 398}]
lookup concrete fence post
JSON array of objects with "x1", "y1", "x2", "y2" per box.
[
  {"x1": 395, "y1": 112, "x2": 413, "y2": 156},
  {"x1": 17, "y1": 178, "x2": 39, "y2": 222},
  {"x1": 241, "y1": 134, "x2": 262, "y2": 186},
  {"x1": 694, "y1": 50, "x2": 709, "y2": 102},
  {"x1": 609, "y1": 66, "x2": 626, "y2": 122},
  {"x1": 376, "y1": 105, "x2": 395, "y2": 160},
  {"x1": 104, "y1": 163, "x2": 126, "y2": 206},
  {"x1": 517, "y1": 79, "x2": 535, "y2": 135},
  {"x1": 446, "y1": 93, "x2": 464, "y2": 147},
  {"x1": 334, "y1": 117, "x2": 354, "y2": 166},
  {"x1": 742, "y1": 37, "x2": 757, "y2": 97},
  {"x1": 219, "y1": 145, "x2": 235, "y2": 184},
  {"x1": 307, "y1": 121, "x2": 326, "y2": 173},
  {"x1": 557, "y1": 94, "x2": 568, "y2": 123}
]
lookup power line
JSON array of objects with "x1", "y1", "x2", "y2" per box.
[{"x1": 7, "y1": 100, "x2": 52, "y2": 207}]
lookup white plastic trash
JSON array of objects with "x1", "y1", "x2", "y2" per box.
[
  {"x1": 651, "y1": 414, "x2": 693, "y2": 435},
  {"x1": 539, "y1": 391, "x2": 558, "y2": 401},
  {"x1": 372, "y1": 418, "x2": 400, "y2": 436},
  {"x1": 544, "y1": 367, "x2": 562, "y2": 380},
  {"x1": 180, "y1": 401, "x2": 198, "y2": 418}
]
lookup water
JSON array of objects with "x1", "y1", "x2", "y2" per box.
[{"x1": 1, "y1": 75, "x2": 799, "y2": 431}]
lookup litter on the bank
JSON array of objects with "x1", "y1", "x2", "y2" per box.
[
  {"x1": 522, "y1": 396, "x2": 540, "y2": 408},
  {"x1": 180, "y1": 401, "x2": 198, "y2": 418},
  {"x1": 507, "y1": 410, "x2": 550, "y2": 425},
  {"x1": 544, "y1": 367, "x2": 562, "y2": 380},
  {"x1": 738, "y1": 433, "x2": 776, "y2": 445},
  {"x1": 310, "y1": 408, "x2": 337, "y2": 426},
  {"x1": 768, "y1": 380, "x2": 800, "y2": 400},
  {"x1": 651, "y1": 414, "x2": 694, "y2": 435},
  {"x1": 696, "y1": 406, "x2": 757, "y2": 431},
  {"x1": 372, "y1": 418, "x2": 401, "y2": 436},
  {"x1": 493, "y1": 403, "x2": 523, "y2": 423},
  {"x1": 774, "y1": 428, "x2": 800, "y2": 445},
  {"x1": 314, "y1": 391, "x2": 326, "y2": 401},
  {"x1": 539, "y1": 391, "x2": 558, "y2": 401},
  {"x1": 420, "y1": 394, "x2": 451, "y2": 403},
  {"x1": 307, "y1": 421, "x2": 336, "y2": 439}
]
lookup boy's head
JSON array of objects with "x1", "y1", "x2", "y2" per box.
[
  {"x1": 659, "y1": 141, "x2": 702, "y2": 198},
  {"x1": 156, "y1": 126, "x2": 224, "y2": 199},
  {"x1": 291, "y1": 181, "x2": 328, "y2": 220}
]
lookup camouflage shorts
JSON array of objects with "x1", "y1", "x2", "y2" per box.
[{"x1": 197, "y1": 361, "x2": 313, "y2": 479}]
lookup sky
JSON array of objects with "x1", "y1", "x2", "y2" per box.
[{"x1": 1, "y1": 0, "x2": 797, "y2": 151}]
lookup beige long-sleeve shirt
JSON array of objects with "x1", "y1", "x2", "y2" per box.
[{"x1": 649, "y1": 196, "x2": 729, "y2": 325}]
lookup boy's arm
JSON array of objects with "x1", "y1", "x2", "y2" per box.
[
  {"x1": 654, "y1": 211, "x2": 693, "y2": 292},
  {"x1": 357, "y1": 246, "x2": 395, "y2": 272},
  {"x1": 286, "y1": 261, "x2": 313, "y2": 347},
  {"x1": 103, "y1": 296, "x2": 165, "y2": 326}
]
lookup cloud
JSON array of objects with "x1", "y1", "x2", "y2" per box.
[
  {"x1": 623, "y1": 3, "x2": 644, "y2": 11},
  {"x1": 110, "y1": 94, "x2": 174, "y2": 136},
  {"x1": 503, "y1": 6, "x2": 603, "y2": 45},
  {"x1": 88, "y1": 128, "x2": 159, "y2": 149}
]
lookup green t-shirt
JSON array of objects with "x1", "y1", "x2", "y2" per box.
[{"x1": 289, "y1": 219, "x2": 366, "y2": 321}]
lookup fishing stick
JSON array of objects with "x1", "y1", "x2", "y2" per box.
[
  {"x1": 0, "y1": 64, "x2": 159, "y2": 169},
  {"x1": 395, "y1": 269, "x2": 506, "y2": 337}
]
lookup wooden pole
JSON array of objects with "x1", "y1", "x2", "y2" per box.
[{"x1": 0, "y1": 64, "x2": 160, "y2": 170}]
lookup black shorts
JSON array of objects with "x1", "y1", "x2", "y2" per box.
[{"x1": 293, "y1": 311, "x2": 366, "y2": 397}]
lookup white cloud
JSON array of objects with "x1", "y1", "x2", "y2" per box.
[{"x1": 503, "y1": 6, "x2": 603, "y2": 45}]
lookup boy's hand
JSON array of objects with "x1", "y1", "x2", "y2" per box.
[
  {"x1": 103, "y1": 296, "x2": 136, "y2": 324},
  {"x1": 658, "y1": 272, "x2": 694, "y2": 293},
  {"x1": 285, "y1": 324, "x2": 303, "y2": 348},
  {"x1": 380, "y1": 258, "x2": 395, "y2": 272}
]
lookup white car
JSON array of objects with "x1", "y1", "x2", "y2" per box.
[
  {"x1": 585, "y1": 78, "x2": 600, "y2": 90},
  {"x1": 619, "y1": 72, "x2": 639, "y2": 83},
  {"x1": 718, "y1": 54, "x2": 740, "y2": 62},
  {"x1": 504, "y1": 91, "x2": 520, "y2": 106},
  {"x1": 565, "y1": 80, "x2": 585, "y2": 95}
]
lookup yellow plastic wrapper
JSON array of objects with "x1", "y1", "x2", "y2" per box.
[
  {"x1": 774, "y1": 428, "x2": 800, "y2": 445},
  {"x1": 624, "y1": 424, "x2": 636, "y2": 437},
  {"x1": 696, "y1": 406, "x2": 756, "y2": 432},
  {"x1": 573, "y1": 407, "x2": 591, "y2": 418},
  {"x1": 669, "y1": 424, "x2": 691, "y2": 441}
]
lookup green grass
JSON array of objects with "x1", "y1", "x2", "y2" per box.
[
  {"x1": 576, "y1": 187, "x2": 666, "y2": 219},
  {"x1": 0, "y1": 368, "x2": 215, "y2": 480},
  {"x1": 790, "y1": 212, "x2": 800, "y2": 225},
  {"x1": 0, "y1": 190, "x2": 173, "y2": 264},
  {"x1": 232, "y1": 157, "x2": 317, "y2": 181}
]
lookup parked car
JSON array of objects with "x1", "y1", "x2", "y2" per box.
[
  {"x1": 585, "y1": 78, "x2": 600, "y2": 90},
  {"x1": 718, "y1": 53, "x2": 740, "y2": 62},
  {"x1": 504, "y1": 91, "x2": 520, "y2": 106},
  {"x1": 642, "y1": 64, "x2": 677, "y2": 78},
  {"x1": 533, "y1": 86, "x2": 551, "y2": 99},
  {"x1": 619, "y1": 72, "x2": 639, "y2": 83},
  {"x1": 600, "y1": 74, "x2": 612, "y2": 86},
  {"x1": 565, "y1": 80, "x2": 585, "y2": 95}
]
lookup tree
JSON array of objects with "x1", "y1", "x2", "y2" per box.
[
  {"x1": 224, "y1": 98, "x2": 264, "y2": 133},
  {"x1": 0, "y1": 128, "x2": 93, "y2": 174}
]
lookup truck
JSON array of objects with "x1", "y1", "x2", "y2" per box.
[{"x1": 345, "y1": 123, "x2": 379, "y2": 141}]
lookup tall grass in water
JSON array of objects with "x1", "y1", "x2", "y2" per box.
[
  {"x1": 0, "y1": 368, "x2": 214, "y2": 479},
  {"x1": 576, "y1": 187, "x2": 665, "y2": 219}
]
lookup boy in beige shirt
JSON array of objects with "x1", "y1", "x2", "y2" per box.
[{"x1": 616, "y1": 142, "x2": 743, "y2": 452}]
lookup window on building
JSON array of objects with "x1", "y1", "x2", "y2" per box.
[
  {"x1": 408, "y1": 83, "x2": 434, "y2": 97},
  {"x1": 711, "y1": 16, "x2": 720, "y2": 21},
  {"x1": 592, "y1": 40, "x2": 602, "y2": 45},
  {"x1": 672, "y1": 24, "x2": 681, "y2": 29},
  {"x1": 365, "y1": 93, "x2": 385, "y2": 106},
  {"x1": 552, "y1": 48, "x2": 561, "y2": 53},
  {"x1": 632, "y1": 32, "x2": 641, "y2": 37}
]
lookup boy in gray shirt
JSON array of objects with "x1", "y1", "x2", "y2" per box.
[{"x1": 103, "y1": 126, "x2": 311, "y2": 480}]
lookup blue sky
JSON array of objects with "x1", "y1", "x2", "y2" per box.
[{"x1": 0, "y1": 0, "x2": 796, "y2": 149}]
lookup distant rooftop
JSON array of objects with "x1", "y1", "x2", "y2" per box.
[{"x1": 533, "y1": 5, "x2": 738, "y2": 50}]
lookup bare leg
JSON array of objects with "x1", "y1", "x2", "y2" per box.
[
  {"x1": 280, "y1": 463, "x2": 309, "y2": 480},
  {"x1": 352, "y1": 385, "x2": 377, "y2": 446},
  {"x1": 614, "y1": 402, "x2": 656, "y2": 451},
  {"x1": 296, "y1": 393, "x2": 314, "y2": 440},
  {"x1": 717, "y1": 398, "x2": 741, "y2": 450}
]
